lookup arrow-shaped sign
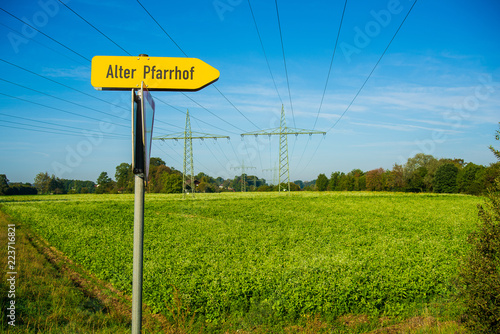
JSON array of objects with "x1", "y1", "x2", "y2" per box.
[{"x1": 91, "y1": 56, "x2": 220, "y2": 91}]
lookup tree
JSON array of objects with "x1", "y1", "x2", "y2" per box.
[
  {"x1": 489, "y1": 122, "x2": 500, "y2": 160},
  {"x1": 406, "y1": 166, "x2": 427, "y2": 193},
  {"x1": 97, "y1": 172, "x2": 112, "y2": 185},
  {"x1": 293, "y1": 180, "x2": 305, "y2": 189},
  {"x1": 458, "y1": 125, "x2": 500, "y2": 332},
  {"x1": 257, "y1": 185, "x2": 271, "y2": 192},
  {"x1": 337, "y1": 172, "x2": 349, "y2": 191},
  {"x1": 404, "y1": 153, "x2": 437, "y2": 177},
  {"x1": 49, "y1": 175, "x2": 65, "y2": 194},
  {"x1": 387, "y1": 164, "x2": 405, "y2": 191},
  {"x1": 329, "y1": 172, "x2": 340, "y2": 191},
  {"x1": 4, "y1": 183, "x2": 37, "y2": 195},
  {"x1": 433, "y1": 163, "x2": 459, "y2": 193},
  {"x1": 349, "y1": 169, "x2": 365, "y2": 191},
  {"x1": 316, "y1": 173, "x2": 328, "y2": 191},
  {"x1": 404, "y1": 153, "x2": 438, "y2": 192},
  {"x1": 161, "y1": 173, "x2": 182, "y2": 193},
  {"x1": 34, "y1": 172, "x2": 51, "y2": 194},
  {"x1": 96, "y1": 172, "x2": 114, "y2": 194},
  {"x1": 289, "y1": 182, "x2": 301, "y2": 191},
  {"x1": 457, "y1": 163, "x2": 486, "y2": 195},
  {"x1": 115, "y1": 163, "x2": 134, "y2": 193},
  {"x1": 150, "y1": 157, "x2": 166, "y2": 167},
  {"x1": 0, "y1": 174, "x2": 9, "y2": 195},
  {"x1": 366, "y1": 168, "x2": 385, "y2": 191}
]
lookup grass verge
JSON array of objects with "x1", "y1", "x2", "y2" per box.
[{"x1": 0, "y1": 209, "x2": 169, "y2": 333}]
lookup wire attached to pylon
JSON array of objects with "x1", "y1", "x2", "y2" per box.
[
  {"x1": 247, "y1": 0, "x2": 283, "y2": 106},
  {"x1": 0, "y1": 7, "x2": 91, "y2": 62},
  {"x1": 327, "y1": 0, "x2": 419, "y2": 133},
  {"x1": 313, "y1": 0, "x2": 348, "y2": 130},
  {"x1": 274, "y1": 0, "x2": 296, "y2": 129},
  {"x1": 136, "y1": 0, "x2": 261, "y2": 132}
]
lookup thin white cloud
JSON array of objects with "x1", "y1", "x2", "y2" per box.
[
  {"x1": 42, "y1": 66, "x2": 90, "y2": 80},
  {"x1": 350, "y1": 121, "x2": 463, "y2": 134},
  {"x1": 404, "y1": 118, "x2": 470, "y2": 129}
]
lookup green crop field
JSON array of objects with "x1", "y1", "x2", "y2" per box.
[{"x1": 0, "y1": 192, "x2": 483, "y2": 332}]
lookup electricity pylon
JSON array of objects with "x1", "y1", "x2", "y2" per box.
[
  {"x1": 263, "y1": 164, "x2": 278, "y2": 186},
  {"x1": 241, "y1": 105, "x2": 325, "y2": 193},
  {"x1": 154, "y1": 110, "x2": 229, "y2": 197},
  {"x1": 231, "y1": 160, "x2": 256, "y2": 192}
]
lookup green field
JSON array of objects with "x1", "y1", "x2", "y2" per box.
[{"x1": 0, "y1": 192, "x2": 483, "y2": 332}]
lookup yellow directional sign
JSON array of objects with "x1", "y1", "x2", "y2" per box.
[{"x1": 91, "y1": 56, "x2": 220, "y2": 91}]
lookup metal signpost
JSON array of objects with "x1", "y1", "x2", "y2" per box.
[
  {"x1": 130, "y1": 81, "x2": 155, "y2": 333},
  {"x1": 91, "y1": 55, "x2": 219, "y2": 333}
]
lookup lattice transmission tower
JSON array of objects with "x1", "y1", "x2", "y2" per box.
[
  {"x1": 231, "y1": 160, "x2": 256, "y2": 192},
  {"x1": 263, "y1": 164, "x2": 278, "y2": 186},
  {"x1": 241, "y1": 105, "x2": 325, "y2": 192},
  {"x1": 154, "y1": 110, "x2": 229, "y2": 197}
]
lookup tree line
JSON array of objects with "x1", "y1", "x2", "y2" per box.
[
  {"x1": 315, "y1": 155, "x2": 499, "y2": 194},
  {"x1": 3, "y1": 153, "x2": 497, "y2": 196},
  {"x1": 2, "y1": 123, "x2": 498, "y2": 196},
  {"x1": 316, "y1": 125, "x2": 500, "y2": 195},
  {"x1": 2, "y1": 154, "x2": 498, "y2": 196},
  {"x1": 95, "y1": 157, "x2": 269, "y2": 194}
]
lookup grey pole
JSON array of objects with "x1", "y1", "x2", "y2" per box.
[{"x1": 132, "y1": 173, "x2": 145, "y2": 333}]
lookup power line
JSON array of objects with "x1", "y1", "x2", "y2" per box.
[
  {"x1": 154, "y1": 97, "x2": 237, "y2": 135},
  {"x1": 0, "y1": 58, "x2": 129, "y2": 111},
  {"x1": 0, "y1": 111, "x2": 127, "y2": 137},
  {"x1": 295, "y1": 0, "x2": 347, "y2": 170},
  {"x1": 0, "y1": 91, "x2": 129, "y2": 128},
  {"x1": 54, "y1": 0, "x2": 242, "y2": 136},
  {"x1": 57, "y1": 0, "x2": 132, "y2": 56},
  {"x1": 191, "y1": 117, "x2": 235, "y2": 173},
  {"x1": 241, "y1": 105, "x2": 325, "y2": 192},
  {"x1": 296, "y1": 0, "x2": 418, "y2": 177},
  {"x1": 0, "y1": 76, "x2": 179, "y2": 133},
  {"x1": 154, "y1": 110, "x2": 229, "y2": 197},
  {"x1": 0, "y1": 123, "x2": 126, "y2": 139},
  {"x1": 313, "y1": 0, "x2": 348, "y2": 130},
  {"x1": 0, "y1": 77, "x2": 130, "y2": 124},
  {"x1": 181, "y1": 92, "x2": 246, "y2": 133},
  {"x1": 136, "y1": 0, "x2": 188, "y2": 57},
  {"x1": 0, "y1": 7, "x2": 90, "y2": 62},
  {"x1": 247, "y1": 0, "x2": 283, "y2": 106},
  {"x1": 0, "y1": 119, "x2": 127, "y2": 138},
  {"x1": 327, "y1": 0, "x2": 418, "y2": 133},
  {"x1": 274, "y1": 0, "x2": 296, "y2": 129},
  {"x1": 211, "y1": 85, "x2": 260, "y2": 130},
  {"x1": 295, "y1": 135, "x2": 326, "y2": 175},
  {"x1": 135, "y1": 0, "x2": 260, "y2": 131},
  {"x1": 2, "y1": 9, "x2": 180, "y2": 132},
  {"x1": 0, "y1": 22, "x2": 89, "y2": 67}
]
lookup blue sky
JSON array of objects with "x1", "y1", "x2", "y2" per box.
[{"x1": 1, "y1": 0, "x2": 499, "y2": 184}]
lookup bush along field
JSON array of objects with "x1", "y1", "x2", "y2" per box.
[{"x1": 0, "y1": 192, "x2": 482, "y2": 332}]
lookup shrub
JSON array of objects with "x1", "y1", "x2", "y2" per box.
[{"x1": 458, "y1": 179, "x2": 500, "y2": 332}]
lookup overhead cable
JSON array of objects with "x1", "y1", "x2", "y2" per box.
[
  {"x1": 57, "y1": 0, "x2": 132, "y2": 56},
  {"x1": 0, "y1": 22, "x2": 89, "y2": 67},
  {"x1": 0, "y1": 111, "x2": 127, "y2": 137},
  {"x1": 0, "y1": 91, "x2": 129, "y2": 128},
  {"x1": 136, "y1": 0, "x2": 260, "y2": 131},
  {"x1": 247, "y1": 0, "x2": 283, "y2": 105},
  {"x1": 0, "y1": 77, "x2": 130, "y2": 123},
  {"x1": 0, "y1": 7, "x2": 90, "y2": 62},
  {"x1": 0, "y1": 58, "x2": 128, "y2": 111},
  {"x1": 274, "y1": 0, "x2": 296, "y2": 128},
  {"x1": 313, "y1": 0, "x2": 348, "y2": 130},
  {"x1": 327, "y1": 0, "x2": 419, "y2": 133}
]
